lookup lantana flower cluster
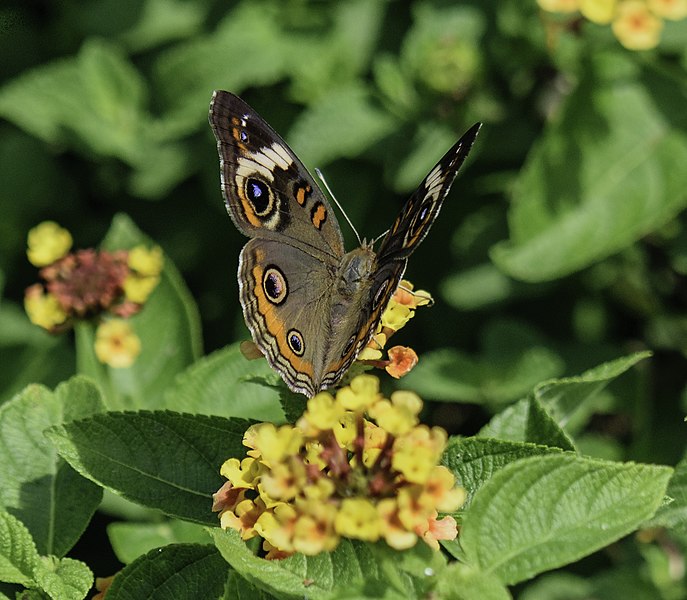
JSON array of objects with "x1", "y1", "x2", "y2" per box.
[
  {"x1": 538, "y1": 0, "x2": 687, "y2": 49},
  {"x1": 212, "y1": 375, "x2": 465, "y2": 559},
  {"x1": 24, "y1": 221, "x2": 163, "y2": 368}
]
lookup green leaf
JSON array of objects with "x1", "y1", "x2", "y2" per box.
[
  {"x1": 440, "y1": 263, "x2": 517, "y2": 311},
  {"x1": 108, "y1": 520, "x2": 212, "y2": 564},
  {"x1": 46, "y1": 411, "x2": 247, "y2": 525},
  {"x1": 0, "y1": 510, "x2": 39, "y2": 586},
  {"x1": 0, "y1": 39, "x2": 145, "y2": 160},
  {"x1": 533, "y1": 351, "x2": 652, "y2": 425},
  {"x1": 491, "y1": 64, "x2": 687, "y2": 282},
  {"x1": 0, "y1": 379, "x2": 104, "y2": 557},
  {"x1": 401, "y1": 319, "x2": 563, "y2": 405},
  {"x1": 211, "y1": 528, "x2": 443, "y2": 599},
  {"x1": 33, "y1": 556, "x2": 93, "y2": 600},
  {"x1": 480, "y1": 352, "x2": 651, "y2": 443},
  {"x1": 647, "y1": 447, "x2": 687, "y2": 532},
  {"x1": 460, "y1": 454, "x2": 672, "y2": 585},
  {"x1": 442, "y1": 438, "x2": 564, "y2": 509},
  {"x1": 434, "y1": 564, "x2": 511, "y2": 600},
  {"x1": 287, "y1": 83, "x2": 397, "y2": 168},
  {"x1": 224, "y1": 570, "x2": 274, "y2": 600},
  {"x1": 152, "y1": 3, "x2": 291, "y2": 135},
  {"x1": 106, "y1": 544, "x2": 227, "y2": 600},
  {"x1": 518, "y1": 572, "x2": 592, "y2": 600},
  {"x1": 164, "y1": 344, "x2": 284, "y2": 422},
  {"x1": 77, "y1": 214, "x2": 201, "y2": 410}
]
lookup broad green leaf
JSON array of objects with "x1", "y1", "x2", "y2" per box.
[
  {"x1": 533, "y1": 351, "x2": 652, "y2": 426},
  {"x1": 163, "y1": 344, "x2": 284, "y2": 422},
  {"x1": 288, "y1": 83, "x2": 397, "y2": 168},
  {"x1": 0, "y1": 510, "x2": 39, "y2": 586},
  {"x1": 442, "y1": 438, "x2": 564, "y2": 508},
  {"x1": 491, "y1": 63, "x2": 687, "y2": 282},
  {"x1": 33, "y1": 556, "x2": 92, "y2": 600},
  {"x1": 434, "y1": 564, "x2": 511, "y2": 600},
  {"x1": 108, "y1": 520, "x2": 211, "y2": 564},
  {"x1": 225, "y1": 570, "x2": 273, "y2": 600},
  {"x1": 524, "y1": 397, "x2": 575, "y2": 451},
  {"x1": 211, "y1": 528, "x2": 442, "y2": 599},
  {"x1": 480, "y1": 353, "x2": 651, "y2": 443},
  {"x1": 106, "y1": 544, "x2": 227, "y2": 600},
  {"x1": 77, "y1": 214, "x2": 201, "y2": 410},
  {"x1": 46, "y1": 411, "x2": 247, "y2": 525},
  {"x1": 0, "y1": 379, "x2": 104, "y2": 557},
  {"x1": 460, "y1": 454, "x2": 672, "y2": 585},
  {"x1": 402, "y1": 319, "x2": 563, "y2": 405}
]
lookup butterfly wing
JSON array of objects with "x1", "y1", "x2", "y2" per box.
[
  {"x1": 209, "y1": 90, "x2": 345, "y2": 259},
  {"x1": 378, "y1": 123, "x2": 481, "y2": 261}
]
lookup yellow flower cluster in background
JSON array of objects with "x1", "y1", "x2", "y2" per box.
[
  {"x1": 24, "y1": 221, "x2": 163, "y2": 368},
  {"x1": 212, "y1": 375, "x2": 465, "y2": 558},
  {"x1": 538, "y1": 0, "x2": 687, "y2": 49}
]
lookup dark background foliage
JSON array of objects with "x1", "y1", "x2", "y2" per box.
[{"x1": 1, "y1": 0, "x2": 687, "y2": 596}]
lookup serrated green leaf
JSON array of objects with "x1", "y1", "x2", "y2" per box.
[
  {"x1": 211, "y1": 528, "x2": 440, "y2": 599},
  {"x1": 534, "y1": 351, "x2": 652, "y2": 425},
  {"x1": 525, "y1": 397, "x2": 576, "y2": 451},
  {"x1": 480, "y1": 353, "x2": 651, "y2": 444},
  {"x1": 434, "y1": 563, "x2": 511, "y2": 600},
  {"x1": 461, "y1": 454, "x2": 672, "y2": 585},
  {"x1": 224, "y1": 570, "x2": 274, "y2": 600},
  {"x1": 164, "y1": 344, "x2": 284, "y2": 422},
  {"x1": 106, "y1": 544, "x2": 227, "y2": 600},
  {"x1": 442, "y1": 437, "x2": 564, "y2": 509},
  {"x1": 0, "y1": 379, "x2": 104, "y2": 557},
  {"x1": 77, "y1": 214, "x2": 201, "y2": 410},
  {"x1": 33, "y1": 556, "x2": 92, "y2": 600},
  {"x1": 491, "y1": 66, "x2": 687, "y2": 282},
  {"x1": 46, "y1": 411, "x2": 247, "y2": 525},
  {"x1": 0, "y1": 510, "x2": 39, "y2": 586},
  {"x1": 401, "y1": 320, "x2": 563, "y2": 405},
  {"x1": 108, "y1": 519, "x2": 211, "y2": 564}
]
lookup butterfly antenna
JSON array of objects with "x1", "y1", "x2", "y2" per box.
[
  {"x1": 315, "y1": 168, "x2": 362, "y2": 245},
  {"x1": 372, "y1": 228, "x2": 390, "y2": 246}
]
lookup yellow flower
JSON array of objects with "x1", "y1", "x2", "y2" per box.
[
  {"x1": 580, "y1": 0, "x2": 617, "y2": 23},
  {"x1": 302, "y1": 392, "x2": 345, "y2": 430},
  {"x1": 380, "y1": 299, "x2": 414, "y2": 332},
  {"x1": 422, "y1": 513, "x2": 458, "y2": 551},
  {"x1": 612, "y1": 0, "x2": 663, "y2": 49},
  {"x1": 255, "y1": 502, "x2": 297, "y2": 551},
  {"x1": 24, "y1": 285, "x2": 68, "y2": 330},
  {"x1": 292, "y1": 501, "x2": 339, "y2": 555},
  {"x1": 423, "y1": 466, "x2": 467, "y2": 513},
  {"x1": 393, "y1": 426, "x2": 447, "y2": 484},
  {"x1": 127, "y1": 245, "x2": 164, "y2": 276},
  {"x1": 260, "y1": 458, "x2": 306, "y2": 502},
  {"x1": 537, "y1": 0, "x2": 580, "y2": 12},
  {"x1": 244, "y1": 423, "x2": 303, "y2": 467},
  {"x1": 219, "y1": 457, "x2": 261, "y2": 489},
  {"x1": 648, "y1": 0, "x2": 687, "y2": 18},
  {"x1": 336, "y1": 374, "x2": 382, "y2": 412},
  {"x1": 377, "y1": 498, "x2": 418, "y2": 550},
  {"x1": 368, "y1": 397, "x2": 418, "y2": 437},
  {"x1": 26, "y1": 221, "x2": 73, "y2": 267},
  {"x1": 332, "y1": 411, "x2": 358, "y2": 450},
  {"x1": 94, "y1": 319, "x2": 141, "y2": 368},
  {"x1": 122, "y1": 273, "x2": 160, "y2": 304},
  {"x1": 334, "y1": 498, "x2": 381, "y2": 541}
]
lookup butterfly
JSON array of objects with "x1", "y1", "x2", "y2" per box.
[{"x1": 209, "y1": 90, "x2": 480, "y2": 397}]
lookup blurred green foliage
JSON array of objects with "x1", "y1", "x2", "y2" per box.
[{"x1": 1, "y1": 0, "x2": 687, "y2": 598}]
